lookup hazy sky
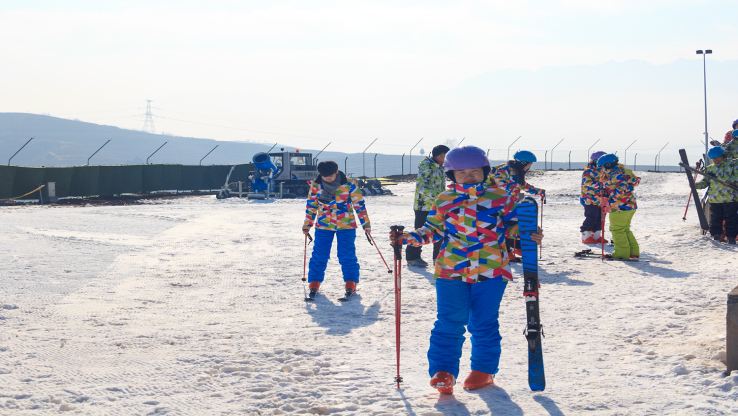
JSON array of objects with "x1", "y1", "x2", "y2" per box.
[{"x1": 1, "y1": 0, "x2": 737, "y2": 164}]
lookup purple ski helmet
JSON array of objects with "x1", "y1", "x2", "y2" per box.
[
  {"x1": 590, "y1": 151, "x2": 606, "y2": 162},
  {"x1": 443, "y1": 146, "x2": 490, "y2": 171},
  {"x1": 733, "y1": 119, "x2": 738, "y2": 129},
  {"x1": 443, "y1": 146, "x2": 491, "y2": 181}
]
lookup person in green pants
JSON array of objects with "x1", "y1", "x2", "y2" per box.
[{"x1": 597, "y1": 154, "x2": 641, "y2": 260}]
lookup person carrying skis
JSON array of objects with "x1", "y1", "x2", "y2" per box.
[
  {"x1": 598, "y1": 154, "x2": 641, "y2": 260},
  {"x1": 406, "y1": 144, "x2": 449, "y2": 268},
  {"x1": 302, "y1": 161, "x2": 371, "y2": 299},
  {"x1": 395, "y1": 146, "x2": 543, "y2": 394},
  {"x1": 488, "y1": 150, "x2": 545, "y2": 261},
  {"x1": 580, "y1": 151, "x2": 607, "y2": 244},
  {"x1": 695, "y1": 146, "x2": 738, "y2": 244}
]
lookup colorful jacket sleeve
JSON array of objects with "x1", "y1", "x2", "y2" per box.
[
  {"x1": 303, "y1": 181, "x2": 320, "y2": 227},
  {"x1": 522, "y1": 183, "x2": 545, "y2": 197},
  {"x1": 349, "y1": 181, "x2": 371, "y2": 228},
  {"x1": 403, "y1": 200, "x2": 445, "y2": 246}
]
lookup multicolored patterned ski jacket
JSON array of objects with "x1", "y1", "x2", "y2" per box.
[
  {"x1": 414, "y1": 157, "x2": 446, "y2": 211},
  {"x1": 600, "y1": 164, "x2": 640, "y2": 211},
  {"x1": 303, "y1": 173, "x2": 371, "y2": 231},
  {"x1": 695, "y1": 159, "x2": 738, "y2": 203},
  {"x1": 489, "y1": 162, "x2": 545, "y2": 198},
  {"x1": 403, "y1": 182, "x2": 517, "y2": 283},
  {"x1": 580, "y1": 161, "x2": 603, "y2": 206}
]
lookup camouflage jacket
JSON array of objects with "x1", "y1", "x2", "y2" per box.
[
  {"x1": 414, "y1": 157, "x2": 446, "y2": 211},
  {"x1": 695, "y1": 160, "x2": 738, "y2": 203},
  {"x1": 304, "y1": 173, "x2": 371, "y2": 231},
  {"x1": 600, "y1": 164, "x2": 640, "y2": 211},
  {"x1": 580, "y1": 161, "x2": 603, "y2": 206},
  {"x1": 403, "y1": 182, "x2": 517, "y2": 283}
]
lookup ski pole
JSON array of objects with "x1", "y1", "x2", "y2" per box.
[
  {"x1": 365, "y1": 232, "x2": 392, "y2": 274},
  {"x1": 681, "y1": 195, "x2": 690, "y2": 220},
  {"x1": 302, "y1": 233, "x2": 313, "y2": 301},
  {"x1": 600, "y1": 208, "x2": 607, "y2": 261},
  {"x1": 390, "y1": 225, "x2": 405, "y2": 389}
]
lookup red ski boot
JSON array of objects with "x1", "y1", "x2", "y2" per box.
[
  {"x1": 430, "y1": 371, "x2": 455, "y2": 395},
  {"x1": 463, "y1": 370, "x2": 494, "y2": 391}
]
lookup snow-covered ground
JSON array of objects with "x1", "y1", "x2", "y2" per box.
[{"x1": 1, "y1": 171, "x2": 737, "y2": 415}]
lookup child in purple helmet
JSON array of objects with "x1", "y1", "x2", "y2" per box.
[
  {"x1": 580, "y1": 151, "x2": 607, "y2": 244},
  {"x1": 394, "y1": 146, "x2": 543, "y2": 394}
]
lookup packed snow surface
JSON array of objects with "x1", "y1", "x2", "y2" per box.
[{"x1": 1, "y1": 171, "x2": 737, "y2": 415}]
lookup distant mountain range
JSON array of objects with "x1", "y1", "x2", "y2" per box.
[{"x1": 0, "y1": 113, "x2": 679, "y2": 175}]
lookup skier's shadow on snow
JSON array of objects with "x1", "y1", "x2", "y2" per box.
[
  {"x1": 615, "y1": 259, "x2": 692, "y2": 279},
  {"x1": 305, "y1": 294, "x2": 381, "y2": 336},
  {"x1": 534, "y1": 395, "x2": 566, "y2": 416},
  {"x1": 473, "y1": 386, "x2": 524, "y2": 416}
]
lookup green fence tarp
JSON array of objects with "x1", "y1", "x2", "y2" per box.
[
  {"x1": 0, "y1": 166, "x2": 17, "y2": 198},
  {"x1": 0, "y1": 163, "x2": 253, "y2": 199}
]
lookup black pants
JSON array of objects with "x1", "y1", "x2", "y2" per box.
[
  {"x1": 709, "y1": 202, "x2": 738, "y2": 240},
  {"x1": 406, "y1": 210, "x2": 441, "y2": 261},
  {"x1": 580, "y1": 204, "x2": 602, "y2": 233}
]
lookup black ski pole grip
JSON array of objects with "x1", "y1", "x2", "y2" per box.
[{"x1": 390, "y1": 225, "x2": 405, "y2": 259}]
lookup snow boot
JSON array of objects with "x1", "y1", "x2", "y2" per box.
[
  {"x1": 430, "y1": 371, "x2": 455, "y2": 395},
  {"x1": 407, "y1": 258, "x2": 429, "y2": 268},
  {"x1": 308, "y1": 282, "x2": 320, "y2": 299},
  {"x1": 463, "y1": 370, "x2": 494, "y2": 391},
  {"x1": 593, "y1": 230, "x2": 608, "y2": 244},
  {"x1": 344, "y1": 281, "x2": 357, "y2": 297},
  {"x1": 582, "y1": 231, "x2": 597, "y2": 244}
]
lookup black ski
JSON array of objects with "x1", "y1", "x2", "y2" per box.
[{"x1": 678, "y1": 149, "x2": 709, "y2": 232}]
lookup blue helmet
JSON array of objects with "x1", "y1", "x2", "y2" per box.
[
  {"x1": 513, "y1": 150, "x2": 537, "y2": 164},
  {"x1": 597, "y1": 153, "x2": 619, "y2": 169},
  {"x1": 733, "y1": 119, "x2": 738, "y2": 129},
  {"x1": 708, "y1": 146, "x2": 726, "y2": 159},
  {"x1": 733, "y1": 129, "x2": 738, "y2": 139}
]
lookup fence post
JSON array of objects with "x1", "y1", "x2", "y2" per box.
[{"x1": 728, "y1": 286, "x2": 738, "y2": 374}]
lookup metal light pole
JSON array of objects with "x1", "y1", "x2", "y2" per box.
[
  {"x1": 409, "y1": 137, "x2": 423, "y2": 175},
  {"x1": 7, "y1": 137, "x2": 34, "y2": 166},
  {"x1": 199, "y1": 144, "x2": 219, "y2": 166},
  {"x1": 656, "y1": 142, "x2": 669, "y2": 172},
  {"x1": 624, "y1": 139, "x2": 637, "y2": 168},
  {"x1": 544, "y1": 150, "x2": 548, "y2": 170},
  {"x1": 87, "y1": 139, "x2": 111, "y2": 166},
  {"x1": 401, "y1": 153, "x2": 405, "y2": 176},
  {"x1": 507, "y1": 136, "x2": 522, "y2": 160},
  {"x1": 146, "y1": 141, "x2": 168, "y2": 164},
  {"x1": 344, "y1": 156, "x2": 349, "y2": 175},
  {"x1": 633, "y1": 153, "x2": 638, "y2": 171},
  {"x1": 697, "y1": 49, "x2": 712, "y2": 160},
  {"x1": 362, "y1": 138, "x2": 378, "y2": 178},
  {"x1": 549, "y1": 138, "x2": 564, "y2": 171},
  {"x1": 373, "y1": 153, "x2": 378, "y2": 178},
  {"x1": 568, "y1": 150, "x2": 572, "y2": 170},
  {"x1": 314, "y1": 141, "x2": 332, "y2": 160}
]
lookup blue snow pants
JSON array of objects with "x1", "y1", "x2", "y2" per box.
[
  {"x1": 428, "y1": 277, "x2": 508, "y2": 379},
  {"x1": 308, "y1": 228, "x2": 360, "y2": 283}
]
